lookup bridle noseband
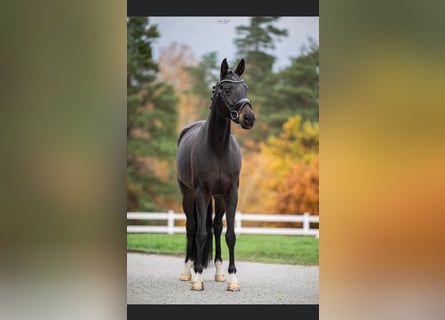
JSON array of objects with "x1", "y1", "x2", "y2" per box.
[{"x1": 214, "y1": 79, "x2": 252, "y2": 123}]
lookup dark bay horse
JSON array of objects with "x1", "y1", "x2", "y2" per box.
[{"x1": 176, "y1": 58, "x2": 255, "y2": 291}]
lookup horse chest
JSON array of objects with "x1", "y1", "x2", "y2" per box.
[{"x1": 193, "y1": 153, "x2": 240, "y2": 195}]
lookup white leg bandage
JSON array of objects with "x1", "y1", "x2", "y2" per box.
[
  {"x1": 191, "y1": 272, "x2": 204, "y2": 290},
  {"x1": 183, "y1": 260, "x2": 193, "y2": 274},
  {"x1": 192, "y1": 273, "x2": 202, "y2": 283},
  {"x1": 227, "y1": 273, "x2": 240, "y2": 291},
  {"x1": 214, "y1": 260, "x2": 225, "y2": 282},
  {"x1": 180, "y1": 260, "x2": 194, "y2": 281},
  {"x1": 215, "y1": 260, "x2": 224, "y2": 275},
  {"x1": 228, "y1": 273, "x2": 239, "y2": 284}
]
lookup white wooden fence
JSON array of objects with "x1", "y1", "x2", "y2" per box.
[{"x1": 127, "y1": 211, "x2": 319, "y2": 238}]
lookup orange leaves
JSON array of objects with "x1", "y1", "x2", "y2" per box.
[
  {"x1": 238, "y1": 115, "x2": 319, "y2": 215},
  {"x1": 275, "y1": 156, "x2": 319, "y2": 215}
]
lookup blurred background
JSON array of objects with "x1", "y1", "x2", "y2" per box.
[{"x1": 127, "y1": 16, "x2": 320, "y2": 216}]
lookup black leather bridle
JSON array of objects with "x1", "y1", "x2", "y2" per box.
[{"x1": 214, "y1": 79, "x2": 252, "y2": 124}]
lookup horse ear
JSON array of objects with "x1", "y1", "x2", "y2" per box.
[
  {"x1": 220, "y1": 58, "x2": 229, "y2": 78},
  {"x1": 234, "y1": 58, "x2": 245, "y2": 76}
]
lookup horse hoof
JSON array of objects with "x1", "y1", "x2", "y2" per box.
[
  {"x1": 180, "y1": 273, "x2": 192, "y2": 281},
  {"x1": 227, "y1": 282, "x2": 240, "y2": 291},
  {"x1": 215, "y1": 274, "x2": 226, "y2": 282},
  {"x1": 191, "y1": 281, "x2": 204, "y2": 291}
]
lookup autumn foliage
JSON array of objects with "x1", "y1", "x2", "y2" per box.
[
  {"x1": 275, "y1": 156, "x2": 319, "y2": 215},
  {"x1": 237, "y1": 115, "x2": 319, "y2": 215}
]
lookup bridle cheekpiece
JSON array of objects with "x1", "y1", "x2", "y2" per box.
[{"x1": 214, "y1": 78, "x2": 252, "y2": 124}]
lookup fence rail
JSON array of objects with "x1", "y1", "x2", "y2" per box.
[{"x1": 127, "y1": 211, "x2": 319, "y2": 238}]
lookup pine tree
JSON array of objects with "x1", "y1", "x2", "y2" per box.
[
  {"x1": 233, "y1": 17, "x2": 288, "y2": 149},
  {"x1": 184, "y1": 52, "x2": 219, "y2": 120},
  {"x1": 266, "y1": 37, "x2": 319, "y2": 134},
  {"x1": 127, "y1": 17, "x2": 179, "y2": 211},
  {"x1": 234, "y1": 17, "x2": 288, "y2": 97}
]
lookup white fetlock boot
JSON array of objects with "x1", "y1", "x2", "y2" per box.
[
  {"x1": 214, "y1": 260, "x2": 226, "y2": 282},
  {"x1": 227, "y1": 273, "x2": 240, "y2": 291},
  {"x1": 180, "y1": 260, "x2": 193, "y2": 281},
  {"x1": 191, "y1": 273, "x2": 204, "y2": 290}
]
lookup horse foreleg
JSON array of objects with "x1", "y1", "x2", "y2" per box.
[
  {"x1": 191, "y1": 188, "x2": 210, "y2": 290},
  {"x1": 213, "y1": 196, "x2": 226, "y2": 282},
  {"x1": 225, "y1": 189, "x2": 240, "y2": 291}
]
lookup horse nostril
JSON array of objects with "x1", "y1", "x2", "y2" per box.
[
  {"x1": 242, "y1": 114, "x2": 255, "y2": 129},
  {"x1": 244, "y1": 113, "x2": 255, "y2": 123}
]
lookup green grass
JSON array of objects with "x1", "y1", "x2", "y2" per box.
[{"x1": 127, "y1": 233, "x2": 318, "y2": 266}]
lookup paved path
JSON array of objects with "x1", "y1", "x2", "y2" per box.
[{"x1": 127, "y1": 252, "x2": 319, "y2": 304}]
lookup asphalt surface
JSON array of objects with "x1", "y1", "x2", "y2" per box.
[{"x1": 127, "y1": 252, "x2": 319, "y2": 304}]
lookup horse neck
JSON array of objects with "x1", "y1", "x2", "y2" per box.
[{"x1": 206, "y1": 100, "x2": 231, "y2": 153}]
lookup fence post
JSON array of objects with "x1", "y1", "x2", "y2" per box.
[
  {"x1": 303, "y1": 212, "x2": 310, "y2": 234},
  {"x1": 167, "y1": 210, "x2": 174, "y2": 235},
  {"x1": 235, "y1": 211, "x2": 242, "y2": 234}
]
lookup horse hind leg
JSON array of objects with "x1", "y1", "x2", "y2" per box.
[
  {"x1": 213, "y1": 196, "x2": 226, "y2": 282},
  {"x1": 180, "y1": 212, "x2": 195, "y2": 281},
  {"x1": 180, "y1": 260, "x2": 193, "y2": 282},
  {"x1": 203, "y1": 198, "x2": 213, "y2": 269},
  {"x1": 179, "y1": 181, "x2": 195, "y2": 282}
]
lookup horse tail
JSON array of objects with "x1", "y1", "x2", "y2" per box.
[{"x1": 202, "y1": 198, "x2": 213, "y2": 269}]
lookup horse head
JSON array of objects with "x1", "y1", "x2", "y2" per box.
[{"x1": 213, "y1": 58, "x2": 255, "y2": 129}]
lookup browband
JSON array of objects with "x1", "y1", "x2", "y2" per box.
[{"x1": 217, "y1": 79, "x2": 245, "y2": 85}]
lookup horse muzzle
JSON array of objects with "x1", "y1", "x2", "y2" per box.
[{"x1": 239, "y1": 104, "x2": 255, "y2": 129}]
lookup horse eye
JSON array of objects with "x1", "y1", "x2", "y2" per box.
[{"x1": 224, "y1": 88, "x2": 231, "y2": 93}]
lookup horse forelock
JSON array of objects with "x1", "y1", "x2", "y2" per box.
[{"x1": 225, "y1": 70, "x2": 240, "y2": 81}]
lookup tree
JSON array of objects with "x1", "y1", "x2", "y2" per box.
[
  {"x1": 275, "y1": 156, "x2": 319, "y2": 215},
  {"x1": 260, "y1": 115, "x2": 318, "y2": 207},
  {"x1": 233, "y1": 17, "x2": 289, "y2": 149},
  {"x1": 127, "y1": 17, "x2": 179, "y2": 211},
  {"x1": 238, "y1": 115, "x2": 319, "y2": 213},
  {"x1": 157, "y1": 42, "x2": 200, "y2": 131},
  {"x1": 127, "y1": 17, "x2": 159, "y2": 99},
  {"x1": 265, "y1": 37, "x2": 319, "y2": 133},
  {"x1": 183, "y1": 51, "x2": 219, "y2": 121},
  {"x1": 234, "y1": 17, "x2": 288, "y2": 98}
]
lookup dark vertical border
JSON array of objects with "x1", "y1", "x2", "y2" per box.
[{"x1": 127, "y1": 0, "x2": 319, "y2": 17}]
